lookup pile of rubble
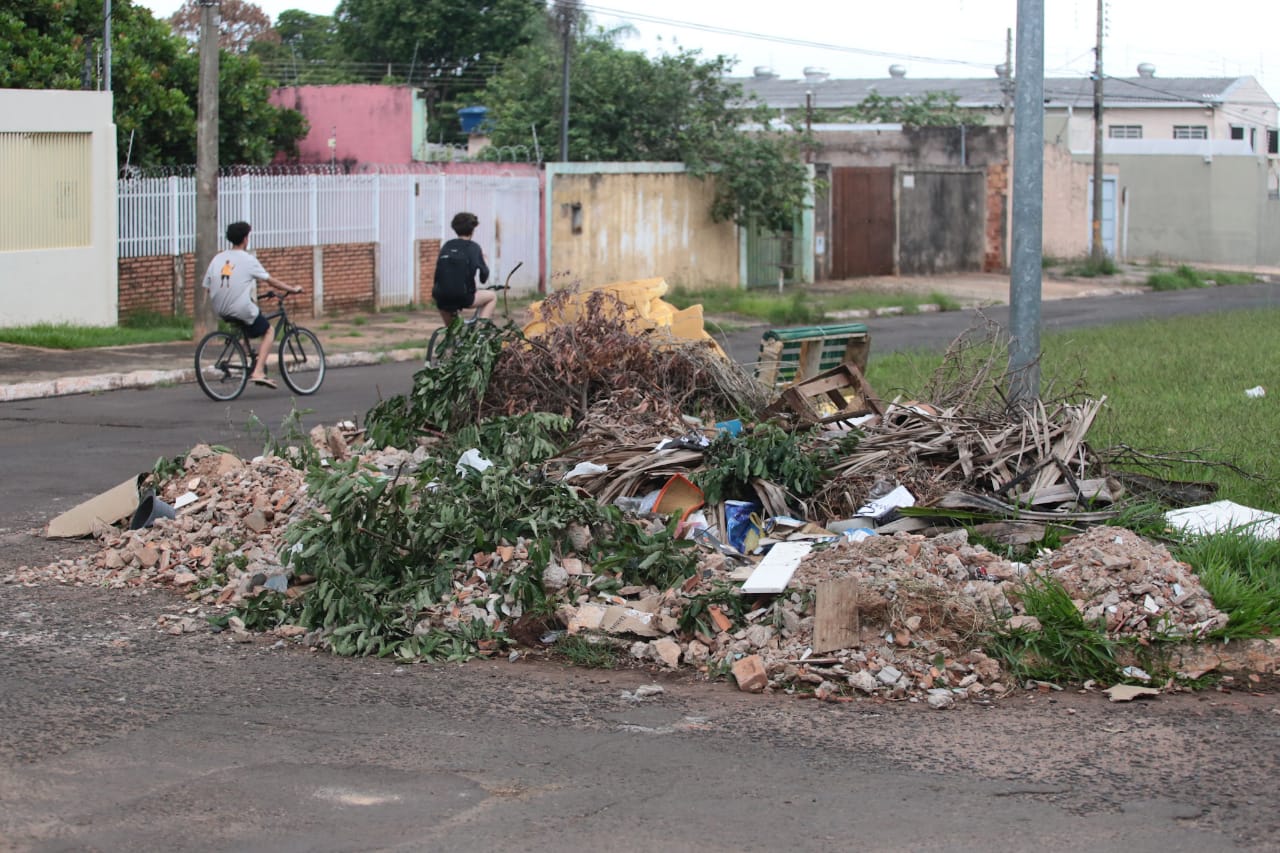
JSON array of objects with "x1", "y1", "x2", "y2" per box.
[
  {"x1": 14, "y1": 302, "x2": 1270, "y2": 704},
  {"x1": 15, "y1": 430, "x2": 1235, "y2": 705}
]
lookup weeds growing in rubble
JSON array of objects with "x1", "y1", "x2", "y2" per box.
[
  {"x1": 1173, "y1": 533, "x2": 1280, "y2": 640},
  {"x1": 554, "y1": 635, "x2": 618, "y2": 669},
  {"x1": 987, "y1": 574, "x2": 1129, "y2": 684},
  {"x1": 247, "y1": 406, "x2": 321, "y2": 469},
  {"x1": 1146, "y1": 265, "x2": 1258, "y2": 291}
]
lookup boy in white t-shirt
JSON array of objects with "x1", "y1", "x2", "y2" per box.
[{"x1": 202, "y1": 221, "x2": 301, "y2": 388}]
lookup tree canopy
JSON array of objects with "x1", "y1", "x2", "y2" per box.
[
  {"x1": 839, "y1": 91, "x2": 978, "y2": 128},
  {"x1": 333, "y1": 0, "x2": 543, "y2": 129},
  {"x1": 248, "y1": 10, "x2": 350, "y2": 84},
  {"x1": 0, "y1": 0, "x2": 305, "y2": 168},
  {"x1": 479, "y1": 23, "x2": 812, "y2": 232},
  {"x1": 169, "y1": 0, "x2": 278, "y2": 54}
]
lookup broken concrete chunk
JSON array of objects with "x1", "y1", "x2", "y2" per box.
[{"x1": 732, "y1": 655, "x2": 768, "y2": 693}]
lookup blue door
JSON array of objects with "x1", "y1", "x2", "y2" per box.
[{"x1": 1087, "y1": 176, "x2": 1117, "y2": 256}]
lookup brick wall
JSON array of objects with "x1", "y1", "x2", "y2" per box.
[
  {"x1": 416, "y1": 238, "x2": 441, "y2": 306},
  {"x1": 257, "y1": 246, "x2": 316, "y2": 318},
  {"x1": 117, "y1": 242, "x2": 377, "y2": 322},
  {"x1": 984, "y1": 164, "x2": 1009, "y2": 273},
  {"x1": 320, "y1": 243, "x2": 376, "y2": 314},
  {"x1": 117, "y1": 255, "x2": 179, "y2": 319}
]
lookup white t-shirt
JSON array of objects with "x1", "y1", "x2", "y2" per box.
[{"x1": 203, "y1": 249, "x2": 269, "y2": 324}]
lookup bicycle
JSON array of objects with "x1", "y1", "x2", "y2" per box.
[
  {"x1": 194, "y1": 291, "x2": 326, "y2": 401},
  {"x1": 425, "y1": 261, "x2": 521, "y2": 368}
]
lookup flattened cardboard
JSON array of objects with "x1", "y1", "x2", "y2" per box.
[{"x1": 46, "y1": 475, "x2": 144, "y2": 538}]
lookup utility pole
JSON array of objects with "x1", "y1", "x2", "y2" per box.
[
  {"x1": 1002, "y1": 28, "x2": 1013, "y2": 129},
  {"x1": 102, "y1": 0, "x2": 111, "y2": 92},
  {"x1": 555, "y1": 0, "x2": 579, "y2": 162},
  {"x1": 193, "y1": 0, "x2": 221, "y2": 339},
  {"x1": 1008, "y1": 0, "x2": 1044, "y2": 407},
  {"x1": 1090, "y1": 0, "x2": 1105, "y2": 263}
]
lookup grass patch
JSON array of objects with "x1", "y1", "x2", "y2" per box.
[
  {"x1": 552, "y1": 635, "x2": 618, "y2": 669},
  {"x1": 351, "y1": 316, "x2": 368, "y2": 326},
  {"x1": 987, "y1": 574, "x2": 1126, "y2": 683},
  {"x1": 1063, "y1": 255, "x2": 1119, "y2": 277},
  {"x1": 865, "y1": 308, "x2": 1280, "y2": 511},
  {"x1": 0, "y1": 316, "x2": 193, "y2": 349},
  {"x1": 667, "y1": 284, "x2": 958, "y2": 325},
  {"x1": 1173, "y1": 533, "x2": 1280, "y2": 639},
  {"x1": 1147, "y1": 265, "x2": 1259, "y2": 290}
]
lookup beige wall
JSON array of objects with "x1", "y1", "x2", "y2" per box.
[
  {"x1": 546, "y1": 165, "x2": 739, "y2": 289},
  {"x1": 1041, "y1": 143, "x2": 1092, "y2": 258},
  {"x1": 0, "y1": 89, "x2": 117, "y2": 327},
  {"x1": 1113, "y1": 154, "x2": 1280, "y2": 265}
]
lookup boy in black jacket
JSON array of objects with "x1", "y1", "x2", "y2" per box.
[{"x1": 432, "y1": 211, "x2": 494, "y2": 325}]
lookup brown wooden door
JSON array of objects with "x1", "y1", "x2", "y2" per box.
[{"x1": 831, "y1": 167, "x2": 895, "y2": 278}]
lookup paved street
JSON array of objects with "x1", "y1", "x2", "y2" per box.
[{"x1": 2, "y1": 283, "x2": 1279, "y2": 851}]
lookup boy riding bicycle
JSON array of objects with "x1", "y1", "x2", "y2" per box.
[
  {"x1": 202, "y1": 221, "x2": 302, "y2": 389},
  {"x1": 432, "y1": 212, "x2": 496, "y2": 325}
]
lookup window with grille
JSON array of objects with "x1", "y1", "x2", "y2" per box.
[
  {"x1": 1269, "y1": 129, "x2": 1279, "y2": 155},
  {"x1": 1173, "y1": 125, "x2": 1208, "y2": 140},
  {"x1": 1108, "y1": 125, "x2": 1143, "y2": 139},
  {"x1": 1230, "y1": 126, "x2": 1245, "y2": 140}
]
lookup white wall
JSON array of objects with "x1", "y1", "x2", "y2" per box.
[{"x1": 0, "y1": 89, "x2": 117, "y2": 327}]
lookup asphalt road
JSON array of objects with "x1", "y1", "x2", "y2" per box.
[{"x1": 2, "y1": 284, "x2": 1279, "y2": 852}]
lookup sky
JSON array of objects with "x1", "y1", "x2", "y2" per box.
[{"x1": 138, "y1": 0, "x2": 1280, "y2": 99}]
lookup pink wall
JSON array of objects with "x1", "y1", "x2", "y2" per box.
[{"x1": 272, "y1": 85, "x2": 415, "y2": 165}]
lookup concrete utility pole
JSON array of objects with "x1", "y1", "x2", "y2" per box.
[
  {"x1": 1008, "y1": 0, "x2": 1045, "y2": 407},
  {"x1": 193, "y1": 0, "x2": 221, "y2": 339},
  {"x1": 1090, "y1": 0, "x2": 1106, "y2": 263},
  {"x1": 102, "y1": 0, "x2": 112, "y2": 92},
  {"x1": 555, "y1": 0, "x2": 580, "y2": 162}
]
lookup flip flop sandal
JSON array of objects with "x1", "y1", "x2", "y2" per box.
[{"x1": 251, "y1": 376, "x2": 278, "y2": 389}]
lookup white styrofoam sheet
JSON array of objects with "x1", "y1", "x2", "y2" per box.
[
  {"x1": 1165, "y1": 500, "x2": 1280, "y2": 541},
  {"x1": 741, "y1": 541, "x2": 812, "y2": 594}
]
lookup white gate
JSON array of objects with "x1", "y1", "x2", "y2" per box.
[{"x1": 119, "y1": 169, "x2": 543, "y2": 310}]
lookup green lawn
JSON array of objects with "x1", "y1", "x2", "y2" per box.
[
  {"x1": 865, "y1": 307, "x2": 1280, "y2": 512},
  {"x1": 667, "y1": 284, "x2": 959, "y2": 325},
  {"x1": 0, "y1": 313, "x2": 193, "y2": 349}
]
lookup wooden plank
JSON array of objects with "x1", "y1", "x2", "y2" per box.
[
  {"x1": 740, "y1": 541, "x2": 812, "y2": 594},
  {"x1": 812, "y1": 578, "x2": 860, "y2": 653}
]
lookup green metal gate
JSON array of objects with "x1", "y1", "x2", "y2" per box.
[{"x1": 744, "y1": 222, "x2": 805, "y2": 289}]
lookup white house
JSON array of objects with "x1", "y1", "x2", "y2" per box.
[{"x1": 0, "y1": 89, "x2": 118, "y2": 326}]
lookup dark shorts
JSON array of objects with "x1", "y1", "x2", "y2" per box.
[
  {"x1": 228, "y1": 314, "x2": 270, "y2": 338},
  {"x1": 432, "y1": 288, "x2": 475, "y2": 313}
]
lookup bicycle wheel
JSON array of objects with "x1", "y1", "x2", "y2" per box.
[
  {"x1": 426, "y1": 325, "x2": 455, "y2": 368},
  {"x1": 278, "y1": 327, "x2": 326, "y2": 395},
  {"x1": 194, "y1": 331, "x2": 249, "y2": 401}
]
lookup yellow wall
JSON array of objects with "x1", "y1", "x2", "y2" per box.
[{"x1": 548, "y1": 168, "x2": 739, "y2": 290}]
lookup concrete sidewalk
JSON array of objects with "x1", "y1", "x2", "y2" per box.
[
  {"x1": 0, "y1": 308, "x2": 450, "y2": 402},
  {"x1": 0, "y1": 273, "x2": 1148, "y2": 403}
]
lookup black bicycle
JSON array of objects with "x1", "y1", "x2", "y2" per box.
[
  {"x1": 425, "y1": 261, "x2": 521, "y2": 368},
  {"x1": 194, "y1": 291, "x2": 326, "y2": 401}
]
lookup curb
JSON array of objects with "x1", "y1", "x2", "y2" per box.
[
  {"x1": 825, "y1": 303, "x2": 942, "y2": 320},
  {"x1": 0, "y1": 346, "x2": 427, "y2": 403}
]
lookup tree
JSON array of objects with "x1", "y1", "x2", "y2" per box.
[
  {"x1": 840, "y1": 91, "x2": 977, "y2": 128},
  {"x1": 248, "y1": 10, "x2": 352, "y2": 84},
  {"x1": 1, "y1": 0, "x2": 305, "y2": 168},
  {"x1": 169, "y1": 0, "x2": 279, "y2": 54},
  {"x1": 480, "y1": 24, "x2": 812, "y2": 232},
  {"x1": 334, "y1": 0, "x2": 543, "y2": 130}
]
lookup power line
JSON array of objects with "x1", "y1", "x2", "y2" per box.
[{"x1": 578, "y1": 3, "x2": 1001, "y2": 72}]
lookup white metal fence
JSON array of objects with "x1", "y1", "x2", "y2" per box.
[{"x1": 118, "y1": 170, "x2": 542, "y2": 307}]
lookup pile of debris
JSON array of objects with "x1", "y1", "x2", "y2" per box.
[{"x1": 16, "y1": 290, "x2": 1267, "y2": 703}]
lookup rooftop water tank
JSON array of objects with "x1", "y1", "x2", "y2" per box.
[{"x1": 459, "y1": 106, "x2": 488, "y2": 134}]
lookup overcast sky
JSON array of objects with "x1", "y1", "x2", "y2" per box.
[{"x1": 138, "y1": 0, "x2": 1279, "y2": 100}]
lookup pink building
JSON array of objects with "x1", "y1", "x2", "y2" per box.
[{"x1": 271, "y1": 84, "x2": 426, "y2": 165}]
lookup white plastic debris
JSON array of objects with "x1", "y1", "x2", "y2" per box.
[
  {"x1": 455, "y1": 448, "x2": 493, "y2": 475},
  {"x1": 1245, "y1": 385, "x2": 1266, "y2": 398},
  {"x1": 855, "y1": 484, "x2": 916, "y2": 521},
  {"x1": 562, "y1": 461, "x2": 608, "y2": 482}
]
